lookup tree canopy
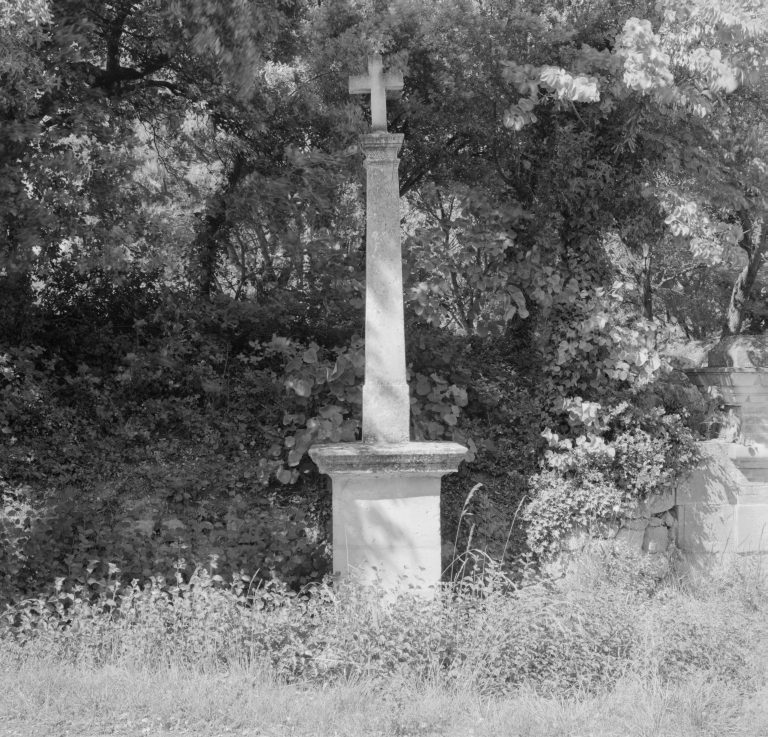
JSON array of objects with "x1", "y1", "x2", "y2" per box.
[{"x1": 1, "y1": 0, "x2": 767, "y2": 597}]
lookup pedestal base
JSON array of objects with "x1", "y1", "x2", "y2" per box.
[
  {"x1": 309, "y1": 442, "x2": 466, "y2": 594},
  {"x1": 676, "y1": 441, "x2": 768, "y2": 580}
]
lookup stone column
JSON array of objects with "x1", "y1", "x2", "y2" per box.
[
  {"x1": 309, "y1": 111, "x2": 466, "y2": 595},
  {"x1": 360, "y1": 132, "x2": 409, "y2": 444}
]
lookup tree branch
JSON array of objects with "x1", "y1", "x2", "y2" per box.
[
  {"x1": 652, "y1": 262, "x2": 707, "y2": 289},
  {"x1": 139, "y1": 79, "x2": 185, "y2": 96},
  {"x1": 89, "y1": 54, "x2": 172, "y2": 90},
  {"x1": 737, "y1": 208, "x2": 755, "y2": 257},
  {"x1": 493, "y1": 137, "x2": 516, "y2": 186},
  {"x1": 399, "y1": 133, "x2": 469, "y2": 197}
]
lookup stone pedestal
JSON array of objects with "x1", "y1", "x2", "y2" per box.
[
  {"x1": 310, "y1": 442, "x2": 466, "y2": 593},
  {"x1": 676, "y1": 441, "x2": 768, "y2": 576},
  {"x1": 680, "y1": 348, "x2": 768, "y2": 576}
]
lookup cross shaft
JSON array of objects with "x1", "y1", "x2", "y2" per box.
[{"x1": 349, "y1": 54, "x2": 403, "y2": 132}]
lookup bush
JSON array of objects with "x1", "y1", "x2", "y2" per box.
[
  {"x1": 0, "y1": 483, "x2": 329, "y2": 611},
  {"x1": 525, "y1": 398, "x2": 701, "y2": 556},
  {"x1": 3, "y1": 559, "x2": 764, "y2": 698}
]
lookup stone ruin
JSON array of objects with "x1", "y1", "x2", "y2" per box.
[
  {"x1": 555, "y1": 335, "x2": 768, "y2": 581},
  {"x1": 679, "y1": 335, "x2": 768, "y2": 576}
]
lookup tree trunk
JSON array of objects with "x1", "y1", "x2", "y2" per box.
[
  {"x1": 721, "y1": 213, "x2": 767, "y2": 338},
  {"x1": 626, "y1": 239, "x2": 655, "y2": 320},
  {"x1": 640, "y1": 245, "x2": 653, "y2": 320},
  {"x1": 195, "y1": 209, "x2": 227, "y2": 298},
  {"x1": 192, "y1": 155, "x2": 247, "y2": 298}
]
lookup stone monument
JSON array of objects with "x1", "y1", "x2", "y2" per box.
[
  {"x1": 309, "y1": 54, "x2": 466, "y2": 594},
  {"x1": 678, "y1": 335, "x2": 768, "y2": 574}
]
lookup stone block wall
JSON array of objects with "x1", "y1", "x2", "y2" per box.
[
  {"x1": 549, "y1": 490, "x2": 678, "y2": 581},
  {"x1": 551, "y1": 441, "x2": 768, "y2": 582}
]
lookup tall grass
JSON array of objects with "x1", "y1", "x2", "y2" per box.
[{"x1": 1, "y1": 548, "x2": 767, "y2": 736}]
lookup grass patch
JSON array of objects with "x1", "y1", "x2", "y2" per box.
[
  {"x1": 1, "y1": 663, "x2": 766, "y2": 737},
  {"x1": 1, "y1": 552, "x2": 767, "y2": 736}
]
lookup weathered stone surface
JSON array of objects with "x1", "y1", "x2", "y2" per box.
[
  {"x1": 328, "y1": 471, "x2": 442, "y2": 592},
  {"x1": 649, "y1": 489, "x2": 676, "y2": 514},
  {"x1": 643, "y1": 525, "x2": 669, "y2": 554},
  {"x1": 591, "y1": 521, "x2": 619, "y2": 539},
  {"x1": 360, "y1": 132, "x2": 409, "y2": 444},
  {"x1": 685, "y1": 367, "x2": 768, "y2": 410},
  {"x1": 629, "y1": 489, "x2": 675, "y2": 518},
  {"x1": 731, "y1": 457, "x2": 768, "y2": 484},
  {"x1": 615, "y1": 527, "x2": 645, "y2": 554},
  {"x1": 648, "y1": 517, "x2": 664, "y2": 527},
  {"x1": 708, "y1": 335, "x2": 768, "y2": 368},
  {"x1": 627, "y1": 503, "x2": 651, "y2": 519},
  {"x1": 311, "y1": 441, "x2": 465, "y2": 594},
  {"x1": 675, "y1": 441, "x2": 768, "y2": 561},
  {"x1": 664, "y1": 511, "x2": 676, "y2": 527},
  {"x1": 675, "y1": 441, "x2": 743, "y2": 507},
  {"x1": 676, "y1": 502, "x2": 736, "y2": 553},
  {"x1": 734, "y1": 504, "x2": 768, "y2": 553},
  {"x1": 738, "y1": 406, "x2": 768, "y2": 446},
  {"x1": 625, "y1": 517, "x2": 649, "y2": 530},
  {"x1": 310, "y1": 442, "x2": 467, "y2": 476}
]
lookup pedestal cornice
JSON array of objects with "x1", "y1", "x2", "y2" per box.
[{"x1": 309, "y1": 441, "x2": 467, "y2": 476}]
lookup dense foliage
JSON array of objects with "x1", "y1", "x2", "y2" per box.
[
  {"x1": 1, "y1": 0, "x2": 767, "y2": 602},
  {"x1": 3, "y1": 558, "x2": 764, "y2": 698}
]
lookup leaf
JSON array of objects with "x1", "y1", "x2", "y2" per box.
[
  {"x1": 287, "y1": 378, "x2": 313, "y2": 397},
  {"x1": 276, "y1": 467, "x2": 293, "y2": 485},
  {"x1": 415, "y1": 375, "x2": 432, "y2": 395},
  {"x1": 287, "y1": 449, "x2": 303, "y2": 466}
]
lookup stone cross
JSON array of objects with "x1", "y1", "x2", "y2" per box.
[
  {"x1": 308, "y1": 54, "x2": 466, "y2": 595},
  {"x1": 349, "y1": 54, "x2": 404, "y2": 132}
]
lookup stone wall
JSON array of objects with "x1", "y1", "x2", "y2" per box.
[
  {"x1": 551, "y1": 440, "x2": 768, "y2": 582},
  {"x1": 549, "y1": 488, "x2": 677, "y2": 581}
]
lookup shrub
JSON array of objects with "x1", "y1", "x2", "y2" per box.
[
  {"x1": 3, "y1": 560, "x2": 763, "y2": 698},
  {"x1": 0, "y1": 484, "x2": 329, "y2": 610},
  {"x1": 525, "y1": 399, "x2": 701, "y2": 556}
]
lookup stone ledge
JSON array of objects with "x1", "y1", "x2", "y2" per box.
[{"x1": 309, "y1": 441, "x2": 467, "y2": 476}]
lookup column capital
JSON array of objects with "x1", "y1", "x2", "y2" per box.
[{"x1": 360, "y1": 132, "x2": 404, "y2": 161}]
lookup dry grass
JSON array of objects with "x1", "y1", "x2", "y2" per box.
[
  {"x1": 1, "y1": 660, "x2": 766, "y2": 737},
  {"x1": 1, "y1": 553, "x2": 767, "y2": 737}
]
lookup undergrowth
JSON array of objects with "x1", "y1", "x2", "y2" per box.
[{"x1": 2, "y1": 551, "x2": 766, "y2": 699}]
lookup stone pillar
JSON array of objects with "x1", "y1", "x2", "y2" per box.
[
  {"x1": 310, "y1": 89, "x2": 466, "y2": 594},
  {"x1": 679, "y1": 339, "x2": 768, "y2": 577},
  {"x1": 360, "y1": 133, "x2": 409, "y2": 444}
]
